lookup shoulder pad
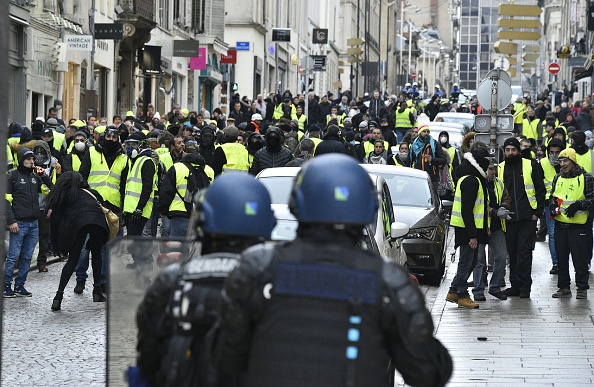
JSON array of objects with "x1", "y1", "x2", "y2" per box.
[
  {"x1": 182, "y1": 252, "x2": 240, "y2": 279},
  {"x1": 382, "y1": 262, "x2": 426, "y2": 315},
  {"x1": 226, "y1": 244, "x2": 276, "y2": 301}
]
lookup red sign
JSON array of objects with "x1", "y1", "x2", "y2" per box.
[
  {"x1": 548, "y1": 62, "x2": 560, "y2": 75},
  {"x1": 221, "y1": 49, "x2": 237, "y2": 64},
  {"x1": 411, "y1": 72, "x2": 416, "y2": 79}
]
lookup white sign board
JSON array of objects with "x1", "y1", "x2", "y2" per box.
[{"x1": 66, "y1": 35, "x2": 93, "y2": 51}]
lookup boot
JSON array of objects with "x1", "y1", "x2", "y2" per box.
[
  {"x1": 74, "y1": 280, "x2": 85, "y2": 294},
  {"x1": 51, "y1": 292, "x2": 63, "y2": 311},
  {"x1": 92, "y1": 285, "x2": 106, "y2": 302}
]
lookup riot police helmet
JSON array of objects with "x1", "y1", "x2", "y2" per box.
[
  {"x1": 196, "y1": 173, "x2": 276, "y2": 238},
  {"x1": 289, "y1": 154, "x2": 378, "y2": 225}
]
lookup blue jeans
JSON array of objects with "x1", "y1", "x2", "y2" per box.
[
  {"x1": 169, "y1": 216, "x2": 189, "y2": 238},
  {"x1": 161, "y1": 215, "x2": 171, "y2": 238},
  {"x1": 544, "y1": 207, "x2": 557, "y2": 265},
  {"x1": 75, "y1": 236, "x2": 108, "y2": 285},
  {"x1": 449, "y1": 243, "x2": 478, "y2": 297},
  {"x1": 472, "y1": 229, "x2": 507, "y2": 295},
  {"x1": 395, "y1": 129, "x2": 407, "y2": 143},
  {"x1": 5, "y1": 220, "x2": 39, "y2": 287},
  {"x1": 142, "y1": 198, "x2": 160, "y2": 238}
]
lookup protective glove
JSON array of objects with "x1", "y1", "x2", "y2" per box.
[
  {"x1": 564, "y1": 202, "x2": 581, "y2": 218},
  {"x1": 549, "y1": 203, "x2": 560, "y2": 217},
  {"x1": 496, "y1": 207, "x2": 514, "y2": 220},
  {"x1": 131, "y1": 208, "x2": 144, "y2": 221}
]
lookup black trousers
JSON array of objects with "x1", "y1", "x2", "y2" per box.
[
  {"x1": 555, "y1": 225, "x2": 592, "y2": 291},
  {"x1": 37, "y1": 210, "x2": 50, "y2": 263},
  {"x1": 57, "y1": 225, "x2": 105, "y2": 293},
  {"x1": 505, "y1": 219, "x2": 537, "y2": 292},
  {"x1": 125, "y1": 215, "x2": 152, "y2": 268}
]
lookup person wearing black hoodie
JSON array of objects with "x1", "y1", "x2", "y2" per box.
[
  {"x1": 499, "y1": 138, "x2": 546, "y2": 299},
  {"x1": 198, "y1": 126, "x2": 216, "y2": 169},
  {"x1": 5, "y1": 148, "x2": 53, "y2": 297},
  {"x1": 424, "y1": 95, "x2": 441, "y2": 121},
  {"x1": 313, "y1": 124, "x2": 350, "y2": 157},
  {"x1": 63, "y1": 131, "x2": 89, "y2": 172},
  {"x1": 446, "y1": 146, "x2": 491, "y2": 309},
  {"x1": 246, "y1": 132, "x2": 264, "y2": 167},
  {"x1": 570, "y1": 130, "x2": 594, "y2": 173},
  {"x1": 249, "y1": 127, "x2": 293, "y2": 175}
]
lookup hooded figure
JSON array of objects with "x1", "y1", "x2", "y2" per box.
[
  {"x1": 198, "y1": 126, "x2": 216, "y2": 168},
  {"x1": 461, "y1": 131, "x2": 476, "y2": 154},
  {"x1": 10, "y1": 128, "x2": 36, "y2": 160},
  {"x1": 570, "y1": 130, "x2": 593, "y2": 172},
  {"x1": 249, "y1": 127, "x2": 293, "y2": 175}
]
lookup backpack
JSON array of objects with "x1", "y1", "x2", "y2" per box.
[{"x1": 176, "y1": 162, "x2": 211, "y2": 206}]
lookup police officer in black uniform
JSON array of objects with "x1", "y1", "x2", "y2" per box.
[
  {"x1": 209, "y1": 154, "x2": 452, "y2": 387},
  {"x1": 135, "y1": 173, "x2": 276, "y2": 386}
]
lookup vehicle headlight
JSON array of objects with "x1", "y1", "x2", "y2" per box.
[{"x1": 406, "y1": 227, "x2": 436, "y2": 240}]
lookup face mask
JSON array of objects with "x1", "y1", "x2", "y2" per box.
[
  {"x1": 440, "y1": 137, "x2": 447, "y2": 144},
  {"x1": 267, "y1": 136, "x2": 280, "y2": 147},
  {"x1": 126, "y1": 145, "x2": 139, "y2": 158},
  {"x1": 74, "y1": 141, "x2": 86, "y2": 152},
  {"x1": 103, "y1": 140, "x2": 120, "y2": 153},
  {"x1": 201, "y1": 135, "x2": 213, "y2": 147},
  {"x1": 549, "y1": 154, "x2": 559, "y2": 165},
  {"x1": 486, "y1": 174, "x2": 495, "y2": 182}
]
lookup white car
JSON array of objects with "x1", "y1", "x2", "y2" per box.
[{"x1": 256, "y1": 167, "x2": 409, "y2": 265}]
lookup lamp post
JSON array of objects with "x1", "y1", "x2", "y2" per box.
[{"x1": 399, "y1": 0, "x2": 404, "y2": 77}]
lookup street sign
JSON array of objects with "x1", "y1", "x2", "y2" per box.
[
  {"x1": 493, "y1": 57, "x2": 510, "y2": 71},
  {"x1": 221, "y1": 49, "x2": 237, "y2": 64},
  {"x1": 411, "y1": 72, "x2": 416, "y2": 79},
  {"x1": 476, "y1": 78, "x2": 513, "y2": 112},
  {"x1": 474, "y1": 114, "x2": 514, "y2": 133},
  {"x1": 475, "y1": 133, "x2": 514, "y2": 151},
  {"x1": 311, "y1": 55, "x2": 327, "y2": 71},
  {"x1": 236, "y1": 41, "x2": 250, "y2": 51},
  {"x1": 485, "y1": 69, "x2": 512, "y2": 87},
  {"x1": 66, "y1": 35, "x2": 92, "y2": 51},
  {"x1": 272, "y1": 28, "x2": 291, "y2": 42},
  {"x1": 548, "y1": 62, "x2": 561, "y2": 75},
  {"x1": 173, "y1": 40, "x2": 200, "y2": 57},
  {"x1": 94, "y1": 23, "x2": 123, "y2": 40},
  {"x1": 312, "y1": 29, "x2": 328, "y2": 44}
]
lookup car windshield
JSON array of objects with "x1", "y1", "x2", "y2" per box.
[
  {"x1": 374, "y1": 173, "x2": 433, "y2": 207},
  {"x1": 258, "y1": 176, "x2": 295, "y2": 204},
  {"x1": 439, "y1": 116, "x2": 474, "y2": 128}
]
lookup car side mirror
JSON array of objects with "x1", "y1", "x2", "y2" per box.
[
  {"x1": 390, "y1": 222, "x2": 409, "y2": 240},
  {"x1": 441, "y1": 200, "x2": 453, "y2": 211}
]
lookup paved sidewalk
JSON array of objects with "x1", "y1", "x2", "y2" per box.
[{"x1": 430, "y1": 239, "x2": 594, "y2": 386}]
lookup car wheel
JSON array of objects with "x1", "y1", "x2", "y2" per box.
[{"x1": 425, "y1": 257, "x2": 446, "y2": 286}]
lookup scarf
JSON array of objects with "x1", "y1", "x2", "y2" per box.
[
  {"x1": 410, "y1": 136, "x2": 436, "y2": 165},
  {"x1": 369, "y1": 151, "x2": 387, "y2": 164}
]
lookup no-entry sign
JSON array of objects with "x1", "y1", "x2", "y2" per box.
[{"x1": 548, "y1": 63, "x2": 560, "y2": 75}]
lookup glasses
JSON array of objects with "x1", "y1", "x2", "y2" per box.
[{"x1": 74, "y1": 139, "x2": 86, "y2": 143}]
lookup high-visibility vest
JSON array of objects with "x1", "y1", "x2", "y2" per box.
[
  {"x1": 159, "y1": 152, "x2": 174, "y2": 173},
  {"x1": 309, "y1": 137, "x2": 322, "y2": 152},
  {"x1": 522, "y1": 118, "x2": 540, "y2": 140},
  {"x1": 513, "y1": 103, "x2": 527, "y2": 124},
  {"x1": 87, "y1": 148, "x2": 128, "y2": 209},
  {"x1": 71, "y1": 152, "x2": 83, "y2": 172},
  {"x1": 168, "y1": 163, "x2": 192, "y2": 214},
  {"x1": 539, "y1": 157, "x2": 557, "y2": 199},
  {"x1": 395, "y1": 109, "x2": 413, "y2": 129},
  {"x1": 450, "y1": 175, "x2": 490, "y2": 228},
  {"x1": 7, "y1": 144, "x2": 13, "y2": 170},
  {"x1": 493, "y1": 177, "x2": 506, "y2": 231},
  {"x1": 552, "y1": 173, "x2": 588, "y2": 224},
  {"x1": 123, "y1": 155, "x2": 157, "y2": 218},
  {"x1": 498, "y1": 158, "x2": 537, "y2": 209},
  {"x1": 52, "y1": 131, "x2": 65, "y2": 153},
  {"x1": 273, "y1": 103, "x2": 284, "y2": 120},
  {"x1": 446, "y1": 146, "x2": 456, "y2": 176},
  {"x1": 155, "y1": 147, "x2": 170, "y2": 157},
  {"x1": 220, "y1": 142, "x2": 249, "y2": 173},
  {"x1": 363, "y1": 140, "x2": 389, "y2": 156},
  {"x1": 575, "y1": 150, "x2": 594, "y2": 174},
  {"x1": 291, "y1": 113, "x2": 307, "y2": 132},
  {"x1": 326, "y1": 113, "x2": 345, "y2": 127}
]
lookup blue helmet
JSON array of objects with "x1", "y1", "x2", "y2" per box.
[
  {"x1": 197, "y1": 174, "x2": 276, "y2": 238},
  {"x1": 289, "y1": 154, "x2": 378, "y2": 225}
]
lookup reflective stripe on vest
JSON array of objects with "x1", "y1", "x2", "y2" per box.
[
  {"x1": 575, "y1": 150, "x2": 594, "y2": 174},
  {"x1": 273, "y1": 104, "x2": 284, "y2": 119},
  {"x1": 123, "y1": 156, "x2": 157, "y2": 218},
  {"x1": 291, "y1": 114, "x2": 307, "y2": 131},
  {"x1": 553, "y1": 174, "x2": 588, "y2": 224},
  {"x1": 539, "y1": 157, "x2": 557, "y2": 199},
  {"x1": 88, "y1": 148, "x2": 128, "y2": 208},
  {"x1": 450, "y1": 175, "x2": 489, "y2": 228},
  {"x1": 498, "y1": 158, "x2": 537, "y2": 209},
  {"x1": 221, "y1": 142, "x2": 250, "y2": 173},
  {"x1": 326, "y1": 113, "x2": 345, "y2": 127},
  {"x1": 169, "y1": 163, "x2": 191, "y2": 214},
  {"x1": 395, "y1": 110, "x2": 413, "y2": 129}
]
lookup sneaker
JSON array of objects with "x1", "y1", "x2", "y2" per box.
[
  {"x1": 535, "y1": 233, "x2": 546, "y2": 242},
  {"x1": 504, "y1": 287, "x2": 520, "y2": 297},
  {"x1": 38, "y1": 263, "x2": 48, "y2": 273},
  {"x1": 445, "y1": 292, "x2": 459, "y2": 303},
  {"x1": 519, "y1": 289, "x2": 531, "y2": 299},
  {"x1": 14, "y1": 286, "x2": 32, "y2": 297},
  {"x1": 549, "y1": 265, "x2": 558, "y2": 275},
  {"x1": 552, "y1": 288, "x2": 572, "y2": 298},
  {"x1": 576, "y1": 290, "x2": 587, "y2": 299},
  {"x1": 488, "y1": 290, "x2": 508, "y2": 300},
  {"x1": 74, "y1": 281, "x2": 85, "y2": 294},
  {"x1": 474, "y1": 294, "x2": 486, "y2": 302},
  {"x1": 457, "y1": 296, "x2": 479, "y2": 309},
  {"x1": 3, "y1": 287, "x2": 16, "y2": 298}
]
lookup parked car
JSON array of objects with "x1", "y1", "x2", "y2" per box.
[
  {"x1": 256, "y1": 167, "x2": 409, "y2": 265},
  {"x1": 433, "y1": 113, "x2": 475, "y2": 132},
  {"x1": 361, "y1": 165, "x2": 452, "y2": 285}
]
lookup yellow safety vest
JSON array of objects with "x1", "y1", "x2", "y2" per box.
[
  {"x1": 169, "y1": 163, "x2": 192, "y2": 214},
  {"x1": 513, "y1": 103, "x2": 527, "y2": 124},
  {"x1": 522, "y1": 118, "x2": 540, "y2": 141},
  {"x1": 395, "y1": 109, "x2": 413, "y2": 129},
  {"x1": 123, "y1": 155, "x2": 157, "y2": 218},
  {"x1": 446, "y1": 146, "x2": 456, "y2": 176},
  {"x1": 291, "y1": 113, "x2": 307, "y2": 132},
  {"x1": 539, "y1": 157, "x2": 557, "y2": 199},
  {"x1": 159, "y1": 152, "x2": 174, "y2": 173},
  {"x1": 71, "y1": 153, "x2": 83, "y2": 172},
  {"x1": 326, "y1": 113, "x2": 345, "y2": 127},
  {"x1": 87, "y1": 148, "x2": 128, "y2": 209},
  {"x1": 273, "y1": 103, "x2": 284, "y2": 120},
  {"x1": 52, "y1": 131, "x2": 65, "y2": 153},
  {"x1": 7, "y1": 144, "x2": 13, "y2": 170},
  {"x1": 552, "y1": 174, "x2": 588, "y2": 224},
  {"x1": 309, "y1": 137, "x2": 322, "y2": 152},
  {"x1": 575, "y1": 150, "x2": 594, "y2": 174},
  {"x1": 450, "y1": 175, "x2": 490, "y2": 228},
  {"x1": 363, "y1": 140, "x2": 389, "y2": 156},
  {"x1": 155, "y1": 147, "x2": 170, "y2": 157},
  {"x1": 220, "y1": 142, "x2": 250, "y2": 173},
  {"x1": 493, "y1": 177, "x2": 506, "y2": 231},
  {"x1": 498, "y1": 158, "x2": 537, "y2": 209}
]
